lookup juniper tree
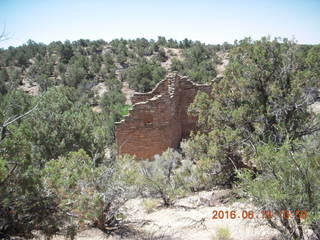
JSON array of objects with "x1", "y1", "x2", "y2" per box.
[
  {"x1": 188, "y1": 37, "x2": 320, "y2": 238},
  {"x1": 189, "y1": 37, "x2": 320, "y2": 182}
]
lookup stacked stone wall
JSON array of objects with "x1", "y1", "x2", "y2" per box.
[{"x1": 115, "y1": 73, "x2": 212, "y2": 159}]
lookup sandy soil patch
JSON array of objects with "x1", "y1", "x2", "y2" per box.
[{"x1": 37, "y1": 191, "x2": 280, "y2": 240}]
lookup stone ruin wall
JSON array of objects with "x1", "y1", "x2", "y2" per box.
[{"x1": 115, "y1": 72, "x2": 212, "y2": 159}]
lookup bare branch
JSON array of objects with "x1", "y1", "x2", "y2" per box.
[
  {"x1": 3, "y1": 103, "x2": 39, "y2": 128},
  {"x1": 0, "y1": 102, "x2": 40, "y2": 143},
  {"x1": 0, "y1": 24, "x2": 9, "y2": 43},
  {"x1": 0, "y1": 163, "x2": 17, "y2": 186}
]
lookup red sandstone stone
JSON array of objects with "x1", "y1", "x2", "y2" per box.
[{"x1": 115, "y1": 72, "x2": 212, "y2": 160}]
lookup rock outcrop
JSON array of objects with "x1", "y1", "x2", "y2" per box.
[{"x1": 115, "y1": 72, "x2": 211, "y2": 159}]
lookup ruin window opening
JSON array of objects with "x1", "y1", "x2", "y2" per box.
[{"x1": 143, "y1": 114, "x2": 153, "y2": 127}]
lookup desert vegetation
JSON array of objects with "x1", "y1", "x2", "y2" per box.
[{"x1": 0, "y1": 36, "x2": 320, "y2": 240}]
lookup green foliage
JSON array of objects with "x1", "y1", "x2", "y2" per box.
[
  {"x1": 119, "y1": 104, "x2": 131, "y2": 117},
  {"x1": 21, "y1": 86, "x2": 111, "y2": 162},
  {"x1": 212, "y1": 227, "x2": 231, "y2": 240},
  {"x1": 134, "y1": 38, "x2": 153, "y2": 57},
  {"x1": 306, "y1": 44, "x2": 320, "y2": 75},
  {"x1": 0, "y1": 69, "x2": 9, "y2": 82},
  {"x1": 156, "y1": 36, "x2": 168, "y2": 46},
  {"x1": 59, "y1": 40, "x2": 74, "y2": 64},
  {"x1": 110, "y1": 39, "x2": 128, "y2": 65},
  {"x1": 0, "y1": 89, "x2": 99, "y2": 237},
  {"x1": 0, "y1": 37, "x2": 226, "y2": 96},
  {"x1": 63, "y1": 54, "x2": 91, "y2": 88},
  {"x1": 170, "y1": 58, "x2": 184, "y2": 71},
  {"x1": 171, "y1": 42, "x2": 218, "y2": 83},
  {"x1": 0, "y1": 120, "x2": 65, "y2": 238},
  {"x1": 0, "y1": 157, "x2": 6, "y2": 183},
  {"x1": 179, "y1": 38, "x2": 193, "y2": 48},
  {"x1": 0, "y1": 191, "x2": 65, "y2": 238},
  {"x1": 125, "y1": 59, "x2": 166, "y2": 92},
  {"x1": 103, "y1": 52, "x2": 115, "y2": 69},
  {"x1": 179, "y1": 135, "x2": 227, "y2": 190},
  {"x1": 189, "y1": 37, "x2": 320, "y2": 238},
  {"x1": 6, "y1": 67, "x2": 22, "y2": 90},
  {"x1": 189, "y1": 37, "x2": 320, "y2": 184},
  {"x1": 0, "y1": 88, "x2": 120, "y2": 238},
  {"x1": 155, "y1": 47, "x2": 168, "y2": 62},
  {"x1": 29, "y1": 57, "x2": 55, "y2": 77},
  {"x1": 1, "y1": 36, "x2": 319, "y2": 239},
  {"x1": 116, "y1": 154, "x2": 142, "y2": 187},
  {"x1": 100, "y1": 78, "x2": 126, "y2": 121},
  {"x1": 139, "y1": 149, "x2": 186, "y2": 206},
  {"x1": 1, "y1": 40, "x2": 46, "y2": 68},
  {"x1": 36, "y1": 74, "x2": 56, "y2": 91},
  {"x1": 0, "y1": 69, "x2": 9, "y2": 94},
  {"x1": 141, "y1": 199, "x2": 160, "y2": 213},
  {"x1": 44, "y1": 149, "x2": 130, "y2": 231},
  {"x1": 0, "y1": 90, "x2": 34, "y2": 124},
  {"x1": 236, "y1": 136, "x2": 320, "y2": 239}
]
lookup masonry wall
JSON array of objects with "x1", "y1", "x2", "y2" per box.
[
  {"x1": 131, "y1": 80, "x2": 169, "y2": 104},
  {"x1": 115, "y1": 73, "x2": 211, "y2": 159}
]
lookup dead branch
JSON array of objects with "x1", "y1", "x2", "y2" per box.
[
  {"x1": 0, "y1": 163, "x2": 17, "y2": 186},
  {"x1": 179, "y1": 217, "x2": 207, "y2": 230},
  {"x1": 0, "y1": 25, "x2": 9, "y2": 42},
  {"x1": 0, "y1": 103, "x2": 39, "y2": 143}
]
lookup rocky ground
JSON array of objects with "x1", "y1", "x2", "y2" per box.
[{"x1": 34, "y1": 190, "x2": 281, "y2": 240}]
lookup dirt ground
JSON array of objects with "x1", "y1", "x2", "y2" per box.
[{"x1": 34, "y1": 191, "x2": 280, "y2": 240}]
